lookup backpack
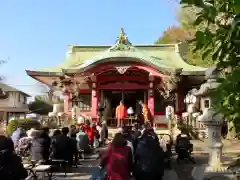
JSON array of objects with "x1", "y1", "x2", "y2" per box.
[{"x1": 176, "y1": 134, "x2": 190, "y2": 149}]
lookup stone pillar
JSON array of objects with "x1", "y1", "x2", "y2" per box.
[
  {"x1": 207, "y1": 120, "x2": 223, "y2": 167},
  {"x1": 148, "y1": 75, "x2": 154, "y2": 117},
  {"x1": 190, "y1": 68, "x2": 236, "y2": 180}
]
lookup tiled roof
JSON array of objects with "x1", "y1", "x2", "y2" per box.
[
  {"x1": 27, "y1": 29, "x2": 206, "y2": 75},
  {"x1": 0, "y1": 83, "x2": 30, "y2": 97}
]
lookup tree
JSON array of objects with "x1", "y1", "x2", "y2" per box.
[
  {"x1": 155, "y1": 25, "x2": 194, "y2": 44},
  {"x1": 28, "y1": 95, "x2": 53, "y2": 115},
  {"x1": 177, "y1": 6, "x2": 199, "y2": 28},
  {"x1": 179, "y1": 0, "x2": 240, "y2": 134},
  {"x1": 155, "y1": 6, "x2": 214, "y2": 67}
]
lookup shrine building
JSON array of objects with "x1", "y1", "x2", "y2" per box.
[{"x1": 26, "y1": 29, "x2": 206, "y2": 126}]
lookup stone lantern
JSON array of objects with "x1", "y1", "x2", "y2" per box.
[
  {"x1": 191, "y1": 67, "x2": 237, "y2": 180},
  {"x1": 48, "y1": 103, "x2": 64, "y2": 127},
  {"x1": 184, "y1": 92, "x2": 198, "y2": 128}
]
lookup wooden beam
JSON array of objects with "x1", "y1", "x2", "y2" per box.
[
  {"x1": 98, "y1": 82, "x2": 148, "y2": 90},
  {"x1": 97, "y1": 75, "x2": 149, "y2": 83}
]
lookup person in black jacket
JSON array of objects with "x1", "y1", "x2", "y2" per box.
[
  {"x1": 31, "y1": 128, "x2": 51, "y2": 164},
  {"x1": 69, "y1": 126, "x2": 78, "y2": 166},
  {"x1": 50, "y1": 127, "x2": 73, "y2": 164},
  {"x1": 132, "y1": 123, "x2": 141, "y2": 151},
  {"x1": 0, "y1": 135, "x2": 28, "y2": 180},
  {"x1": 134, "y1": 129, "x2": 165, "y2": 180}
]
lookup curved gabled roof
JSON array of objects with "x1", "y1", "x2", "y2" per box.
[
  {"x1": 26, "y1": 28, "x2": 206, "y2": 76},
  {"x1": 63, "y1": 47, "x2": 179, "y2": 74},
  {"x1": 62, "y1": 28, "x2": 205, "y2": 75}
]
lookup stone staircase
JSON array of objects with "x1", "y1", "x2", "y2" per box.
[{"x1": 108, "y1": 127, "x2": 181, "y2": 140}]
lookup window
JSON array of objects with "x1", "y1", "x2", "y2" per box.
[
  {"x1": 72, "y1": 94, "x2": 92, "y2": 111},
  {"x1": 0, "y1": 111, "x2": 4, "y2": 121},
  {"x1": 18, "y1": 93, "x2": 21, "y2": 102},
  {"x1": 23, "y1": 96, "x2": 27, "y2": 104},
  {"x1": 204, "y1": 99, "x2": 210, "y2": 108}
]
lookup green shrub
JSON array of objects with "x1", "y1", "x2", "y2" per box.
[
  {"x1": 25, "y1": 118, "x2": 32, "y2": 121},
  {"x1": 7, "y1": 120, "x2": 19, "y2": 136},
  {"x1": 7, "y1": 119, "x2": 41, "y2": 136},
  {"x1": 18, "y1": 120, "x2": 41, "y2": 130}
]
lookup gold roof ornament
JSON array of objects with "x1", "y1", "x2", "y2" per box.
[
  {"x1": 119, "y1": 28, "x2": 126, "y2": 43},
  {"x1": 110, "y1": 28, "x2": 133, "y2": 51}
]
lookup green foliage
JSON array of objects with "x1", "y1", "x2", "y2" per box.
[
  {"x1": 178, "y1": 6, "x2": 200, "y2": 29},
  {"x1": 155, "y1": 25, "x2": 195, "y2": 44},
  {"x1": 28, "y1": 96, "x2": 53, "y2": 115},
  {"x1": 25, "y1": 118, "x2": 32, "y2": 121},
  {"x1": 7, "y1": 119, "x2": 41, "y2": 136},
  {"x1": 18, "y1": 119, "x2": 41, "y2": 130},
  {"x1": 213, "y1": 68, "x2": 240, "y2": 133},
  {"x1": 7, "y1": 120, "x2": 18, "y2": 136},
  {"x1": 187, "y1": 46, "x2": 214, "y2": 67},
  {"x1": 155, "y1": 7, "x2": 214, "y2": 67},
  {"x1": 180, "y1": 0, "x2": 240, "y2": 133}
]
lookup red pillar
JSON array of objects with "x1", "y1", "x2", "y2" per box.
[
  {"x1": 91, "y1": 82, "x2": 98, "y2": 123},
  {"x1": 148, "y1": 75, "x2": 155, "y2": 120},
  {"x1": 148, "y1": 90, "x2": 154, "y2": 115}
]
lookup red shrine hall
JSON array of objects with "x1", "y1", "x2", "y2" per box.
[{"x1": 26, "y1": 29, "x2": 206, "y2": 127}]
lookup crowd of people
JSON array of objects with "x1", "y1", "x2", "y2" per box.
[
  {"x1": 0, "y1": 118, "x2": 193, "y2": 180},
  {"x1": 0, "y1": 119, "x2": 109, "y2": 180},
  {"x1": 95, "y1": 122, "x2": 193, "y2": 180},
  {"x1": 96, "y1": 122, "x2": 166, "y2": 180}
]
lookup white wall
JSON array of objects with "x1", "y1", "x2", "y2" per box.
[{"x1": 0, "y1": 92, "x2": 28, "y2": 109}]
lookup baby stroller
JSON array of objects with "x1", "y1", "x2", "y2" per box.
[
  {"x1": 175, "y1": 134, "x2": 195, "y2": 164},
  {"x1": 16, "y1": 137, "x2": 32, "y2": 158}
]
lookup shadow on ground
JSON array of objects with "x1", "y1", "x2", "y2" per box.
[
  {"x1": 42, "y1": 153, "x2": 239, "y2": 180},
  {"x1": 172, "y1": 153, "x2": 239, "y2": 180},
  {"x1": 42, "y1": 159, "x2": 99, "y2": 180}
]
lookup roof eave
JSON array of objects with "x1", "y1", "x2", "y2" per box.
[
  {"x1": 181, "y1": 70, "x2": 206, "y2": 76},
  {"x1": 21, "y1": 92, "x2": 31, "y2": 97},
  {"x1": 70, "y1": 43, "x2": 176, "y2": 49},
  {"x1": 26, "y1": 70, "x2": 64, "y2": 77},
  {"x1": 3, "y1": 90, "x2": 31, "y2": 97},
  {"x1": 26, "y1": 70, "x2": 63, "y2": 88},
  {"x1": 62, "y1": 57, "x2": 179, "y2": 75}
]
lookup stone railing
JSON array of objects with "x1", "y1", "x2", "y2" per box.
[
  {"x1": 181, "y1": 112, "x2": 208, "y2": 139},
  {"x1": 182, "y1": 112, "x2": 199, "y2": 128}
]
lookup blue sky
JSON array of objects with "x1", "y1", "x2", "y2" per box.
[{"x1": 0, "y1": 0, "x2": 179, "y2": 97}]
